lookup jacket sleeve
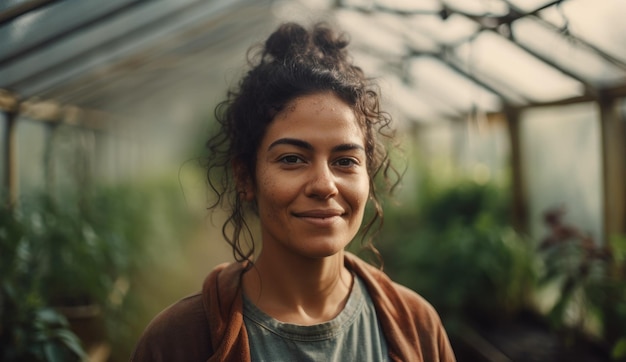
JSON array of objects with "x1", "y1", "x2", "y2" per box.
[{"x1": 131, "y1": 293, "x2": 213, "y2": 362}]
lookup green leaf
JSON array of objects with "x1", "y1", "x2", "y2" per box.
[
  {"x1": 612, "y1": 337, "x2": 626, "y2": 360},
  {"x1": 43, "y1": 340, "x2": 81, "y2": 362},
  {"x1": 52, "y1": 329, "x2": 87, "y2": 359}
]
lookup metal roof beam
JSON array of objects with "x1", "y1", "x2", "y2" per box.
[
  {"x1": 0, "y1": 89, "x2": 111, "y2": 129},
  {"x1": 0, "y1": 0, "x2": 151, "y2": 68},
  {"x1": 432, "y1": 1, "x2": 597, "y2": 94},
  {"x1": 503, "y1": 27, "x2": 596, "y2": 95},
  {"x1": 0, "y1": 89, "x2": 19, "y2": 113},
  {"x1": 438, "y1": 7, "x2": 598, "y2": 101},
  {"x1": 499, "y1": 0, "x2": 626, "y2": 72},
  {"x1": 4, "y1": 0, "x2": 242, "y2": 96},
  {"x1": 510, "y1": 83, "x2": 626, "y2": 110},
  {"x1": 0, "y1": 0, "x2": 63, "y2": 26},
  {"x1": 419, "y1": 45, "x2": 527, "y2": 105},
  {"x1": 39, "y1": 1, "x2": 268, "y2": 108},
  {"x1": 458, "y1": 23, "x2": 595, "y2": 97}
]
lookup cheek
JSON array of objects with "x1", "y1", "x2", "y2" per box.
[
  {"x1": 256, "y1": 170, "x2": 291, "y2": 209},
  {"x1": 347, "y1": 177, "x2": 370, "y2": 214}
]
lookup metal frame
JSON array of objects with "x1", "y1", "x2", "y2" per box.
[{"x1": 1, "y1": 0, "x2": 625, "y2": 240}]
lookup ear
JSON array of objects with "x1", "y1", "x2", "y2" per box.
[{"x1": 233, "y1": 160, "x2": 255, "y2": 202}]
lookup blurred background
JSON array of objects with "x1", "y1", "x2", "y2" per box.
[{"x1": 1, "y1": 0, "x2": 625, "y2": 361}]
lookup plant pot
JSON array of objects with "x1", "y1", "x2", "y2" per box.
[{"x1": 57, "y1": 304, "x2": 110, "y2": 362}]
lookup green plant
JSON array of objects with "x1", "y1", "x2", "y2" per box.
[
  {"x1": 17, "y1": 184, "x2": 157, "y2": 307},
  {"x1": 26, "y1": 196, "x2": 107, "y2": 306},
  {"x1": 2, "y1": 178, "x2": 202, "y2": 361},
  {"x1": 537, "y1": 208, "x2": 626, "y2": 360},
  {"x1": 1, "y1": 185, "x2": 152, "y2": 360},
  {"x1": 380, "y1": 180, "x2": 538, "y2": 333},
  {"x1": 0, "y1": 205, "x2": 86, "y2": 361}
]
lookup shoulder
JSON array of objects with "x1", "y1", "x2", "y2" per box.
[
  {"x1": 388, "y1": 280, "x2": 443, "y2": 326},
  {"x1": 131, "y1": 260, "x2": 246, "y2": 362},
  {"x1": 348, "y1": 254, "x2": 431, "y2": 297},
  {"x1": 386, "y1": 279, "x2": 436, "y2": 312},
  {"x1": 350, "y1": 254, "x2": 442, "y2": 326},
  {"x1": 390, "y1": 283, "x2": 456, "y2": 360},
  {"x1": 346, "y1": 253, "x2": 456, "y2": 361},
  {"x1": 131, "y1": 293, "x2": 213, "y2": 362}
]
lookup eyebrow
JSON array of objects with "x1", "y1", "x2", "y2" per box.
[{"x1": 268, "y1": 138, "x2": 365, "y2": 153}]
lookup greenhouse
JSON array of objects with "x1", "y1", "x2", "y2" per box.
[{"x1": 1, "y1": 0, "x2": 625, "y2": 361}]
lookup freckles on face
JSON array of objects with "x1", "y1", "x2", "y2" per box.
[{"x1": 252, "y1": 92, "x2": 370, "y2": 258}]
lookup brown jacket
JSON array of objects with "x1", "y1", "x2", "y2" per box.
[{"x1": 132, "y1": 253, "x2": 456, "y2": 361}]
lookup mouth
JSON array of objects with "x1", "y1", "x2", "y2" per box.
[
  {"x1": 293, "y1": 209, "x2": 345, "y2": 225},
  {"x1": 293, "y1": 209, "x2": 344, "y2": 218}
]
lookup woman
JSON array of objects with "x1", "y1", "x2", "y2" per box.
[{"x1": 132, "y1": 22, "x2": 456, "y2": 361}]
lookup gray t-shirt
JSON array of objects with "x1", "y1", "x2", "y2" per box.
[{"x1": 243, "y1": 275, "x2": 388, "y2": 362}]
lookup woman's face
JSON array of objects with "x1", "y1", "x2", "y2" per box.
[{"x1": 248, "y1": 91, "x2": 370, "y2": 259}]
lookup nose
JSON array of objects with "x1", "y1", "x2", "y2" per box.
[{"x1": 305, "y1": 163, "x2": 338, "y2": 199}]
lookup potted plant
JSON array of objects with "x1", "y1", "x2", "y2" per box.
[
  {"x1": 0, "y1": 204, "x2": 86, "y2": 361},
  {"x1": 4, "y1": 188, "x2": 144, "y2": 360},
  {"x1": 537, "y1": 207, "x2": 626, "y2": 360}
]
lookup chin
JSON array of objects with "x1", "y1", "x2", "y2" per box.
[{"x1": 298, "y1": 241, "x2": 348, "y2": 259}]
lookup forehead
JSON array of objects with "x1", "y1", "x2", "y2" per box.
[{"x1": 266, "y1": 92, "x2": 363, "y2": 142}]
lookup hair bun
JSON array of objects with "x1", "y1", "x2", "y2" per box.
[
  {"x1": 312, "y1": 25, "x2": 349, "y2": 61},
  {"x1": 263, "y1": 22, "x2": 349, "y2": 65},
  {"x1": 264, "y1": 22, "x2": 309, "y2": 61}
]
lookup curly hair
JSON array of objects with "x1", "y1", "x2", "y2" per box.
[{"x1": 205, "y1": 22, "x2": 400, "y2": 263}]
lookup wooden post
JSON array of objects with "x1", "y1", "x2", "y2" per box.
[
  {"x1": 505, "y1": 106, "x2": 528, "y2": 235},
  {"x1": 43, "y1": 122, "x2": 59, "y2": 199},
  {"x1": 3, "y1": 110, "x2": 18, "y2": 208},
  {"x1": 598, "y1": 95, "x2": 626, "y2": 243}
]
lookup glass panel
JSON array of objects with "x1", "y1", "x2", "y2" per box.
[
  {"x1": 335, "y1": 9, "x2": 409, "y2": 57},
  {"x1": 288, "y1": 0, "x2": 334, "y2": 11},
  {"x1": 351, "y1": 51, "x2": 454, "y2": 123},
  {"x1": 377, "y1": 12, "x2": 440, "y2": 52},
  {"x1": 0, "y1": 0, "x2": 135, "y2": 60},
  {"x1": 402, "y1": 24, "x2": 440, "y2": 53},
  {"x1": 375, "y1": 0, "x2": 440, "y2": 12},
  {"x1": 406, "y1": 13, "x2": 479, "y2": 45},
  {"x1": 0, "y1": 112, "x2": 5, "y2": 185},
  {"x1": 350, "y1": 49, "x2": 391, "y2": 78},
  {"x1": 457, "y1": 115, "x2": 510, "y2": 185},
  {"x1": 453, "y1": 30, "x2": 583, "y2": 103},
  {"x1": 412, "y1": 116, "x2": 510, "y2": 188},
  {"x1": 44, "y1": 1, "x2": 272, "y2": 108},
  {"x1": 272, "y1": 0, "x2": 333, "y2": 18},
  {"x1": 340, "y1": 0, "x2": 373, "y2": 8},
  {"x1": 0, "y1": 0, "x2": 237, "y2": 96},
  {"x1": 540, "y1": 0, "x2": 626, "y2": 63},
  {"x1": 0, "y1": 0, "x2": 31, "y2": 12},
  {"x1": 382, "y1": 76, "x2": 457, "y2": 124},
  {"x1": 442, "y1": 0, "x2": 509, "y2": 16},
  {"x1": 506, "y1": 0, "x2": 557, "y2": 13},
  {"x1": 16, "y1": 118, "x2": 46, "y2": 194},
  {"x1": 408, "y1": 56, "x2": 502, "y2": 114},
  {"x1": 513, "y1": 17, "x2": 626, "y2": 87},
  {"x1": 521, "y1": 102, "x2": 603, "y2": 244}
]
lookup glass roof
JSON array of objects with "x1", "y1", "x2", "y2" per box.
[{"x1": 1, "y1": 0, "x2": 625, "y2": 124}]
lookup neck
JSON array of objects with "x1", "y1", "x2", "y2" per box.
[{"x1": 243, "y1": 249, "x2": 353, "y2": 325}]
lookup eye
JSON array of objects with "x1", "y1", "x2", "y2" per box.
[
  {"x1": 334, "y1": 157, "x2": 358, "y2": 167},
  {"x1": 279, "y1": 155, "x2": 304, "y2": 164}
]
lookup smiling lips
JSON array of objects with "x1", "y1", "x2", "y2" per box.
[{"x1": 293, "y1": 209, "x2": 345, "y2": 226}]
